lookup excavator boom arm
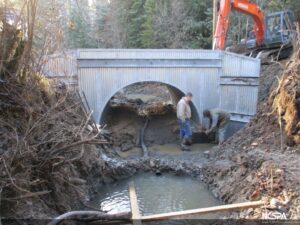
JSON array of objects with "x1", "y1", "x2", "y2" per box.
[{"x1": 213, "y1": 0, "x2": 265, "y2": 50}]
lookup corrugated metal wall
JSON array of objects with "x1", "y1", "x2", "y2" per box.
[
  {"x1": 76, "y1": 49, "x2": 226, "y2": 123},
  {"x1": 220, "y1": 52, "x2": 261, "y2": 122},
  {"x1": 42, "y1": 50, "x2": 78, "y2": 88}
]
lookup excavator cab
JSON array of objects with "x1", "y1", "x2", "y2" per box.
[
  {"x1": 264, "y1": 10, "x2": 296, "y2": 47},
  {"x1": 246, "y1": 10, "x2": 296, "y2": 49}
]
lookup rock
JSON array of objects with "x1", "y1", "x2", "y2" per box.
[
  {"x1": 203, "y1": 150, "x2": 210, "y2": 159},
  {"x1": 149, "y1": 160, "x2": 155, "y2": 168},
  {"x1": 269, "y1": 198, "x2": 281, "y2": 209},
  {"x1": 211, "y1": 189, "x2": 219, "y2": 198}
]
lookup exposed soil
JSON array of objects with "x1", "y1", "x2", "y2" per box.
[
  {"x1": 201, "y1": 61, "x2": 300, "y2": 219},
  {"x1": 105, "y1": 82, "x2": 180, "y2": 152},
  {"x1": 104, "y1": 60, "x2": 300, "y2": 220},
  {"x1": 113, "y1": 82, "x2": 172, "y2": 104}
]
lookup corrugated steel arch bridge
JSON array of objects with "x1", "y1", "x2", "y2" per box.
[{"x1": 43, "y1": 49, "x2": 261, "y2": 139}]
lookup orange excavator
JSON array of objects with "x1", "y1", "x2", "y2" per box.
[{"x1": 213, "y1": 0, "x2": 296, "y2": 59}]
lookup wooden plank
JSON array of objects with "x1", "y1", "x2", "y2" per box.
[
  {"x1": 128, "y1": 182, "x2": 142, "y2": 225},
  {"x1": 141, "y1": 200, "x2": 265, "y2": 222}
]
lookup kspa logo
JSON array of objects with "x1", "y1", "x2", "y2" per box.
[{"x1": 263, "y1": 211, "x2": 287, "y2": 220}]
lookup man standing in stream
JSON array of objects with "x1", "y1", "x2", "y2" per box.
[{"x1": 177, "y1": 92, "x2": 193, "y2": 151}]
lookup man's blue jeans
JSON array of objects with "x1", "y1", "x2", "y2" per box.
[{"x1": 178, "y1": 119, "x2": 192, "y2": 139}]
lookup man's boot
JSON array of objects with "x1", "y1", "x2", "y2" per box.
[
  {"x1": 181, "y1": 138, "x2": 191, "y2": 151},
  {"x1": 186, "y1": 137, "x2": 192, "y2": 146}
]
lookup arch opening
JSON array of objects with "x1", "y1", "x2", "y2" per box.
[
  {"x1": 100, "y1": 81, "x2": 204, "y2": 153},
  {"x1": 100, "y1": 81, "x2": 200, "y2": 124}
]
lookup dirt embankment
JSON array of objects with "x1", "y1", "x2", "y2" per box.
[
  {"x1": 0, "y1": 78, "x2": 113, "y2": 219},
  {"x1": 0, "y1": 28, "x2": 121, "y2": 219},
  {"x1": 202, "y1": 59, "x2": 300, "y2": 219}
]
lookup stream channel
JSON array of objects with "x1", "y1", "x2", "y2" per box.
[{"x1": 90, "y1": 173, "x2": 225, "y2": 224}]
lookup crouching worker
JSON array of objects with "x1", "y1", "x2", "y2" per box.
[
  {"x1": 203, "y1": 108, "x2": 230, "y2": 145},
  {"x1": 177, "y1": 92, "x2": 193, "y2": 151}
]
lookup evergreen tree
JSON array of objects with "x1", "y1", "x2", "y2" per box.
[
  {"x1": 91, "y1": 0, "x2": 108, "y2": 47},
  {"x1": 61, "y1": 0, "x2": 298, "y2": 50},
  {"x1": 66, "y1": 0, "x2": 95, "y2": 48},
  {"x1": 141, "y1": 0, "x2": 156, "y2": 48},
  {"x1": 127, "y1": 0, "x2": 146, "y2": 48},
  {"x1": 182, "y1": 0, "x2": 213, "y2": 49}
]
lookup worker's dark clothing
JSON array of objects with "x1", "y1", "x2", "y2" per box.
[{"x1": 205, "y1": 108, "x2": 230, "y2": 144}]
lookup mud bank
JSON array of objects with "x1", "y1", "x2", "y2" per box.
[{"x1": 200, "y1": 61, "x2": 300, "y2": 220}]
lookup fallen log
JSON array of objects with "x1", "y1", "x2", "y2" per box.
[{"x1": 47, "y1": 211, "x2": 132, "y2": 225}]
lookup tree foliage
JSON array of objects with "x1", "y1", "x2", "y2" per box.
[
  {"x1": 59, "y1": 0, "x2": 299, "y2": 49},
  {"x1": 66, "y1": 0, "x2": 95, "y2": 48}
]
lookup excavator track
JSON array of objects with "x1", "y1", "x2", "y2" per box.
[{"x1": 246, "y1": 44, "x2": 293, "y2": 64}]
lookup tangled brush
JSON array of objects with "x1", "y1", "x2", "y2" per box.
[
  {"x1": 271, "y1": 45, "x2": 300, "y2": 146},
  {"x1": 0, "y1": 5, "x2": 108, "y2": 218}
]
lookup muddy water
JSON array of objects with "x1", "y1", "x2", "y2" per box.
[
  {"x1": 91, "y1": 173, "x2": 223, "y2": 224},
  {"x1": 118, "y1": 143, "x2": 215, "y2": 158}
]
